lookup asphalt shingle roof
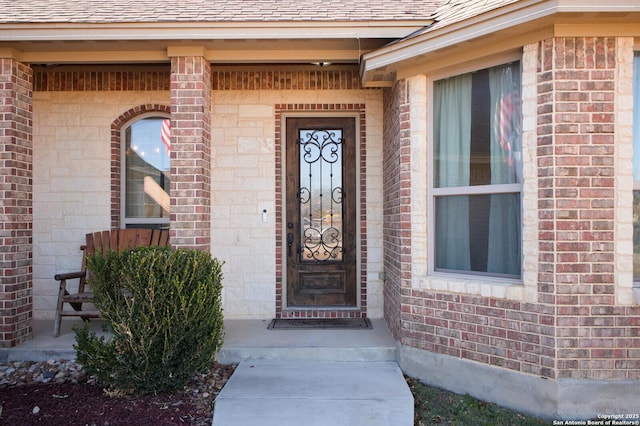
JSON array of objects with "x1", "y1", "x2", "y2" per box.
[
  {"x1": 396, "y1": 0, "x2": 525, "y2": 40},
  {"x1": 431, "y1": 0, "x2": 523, "y2": 27},
  {"x1": 0, "y1": 0, "x2": 440, "y2": 23}
]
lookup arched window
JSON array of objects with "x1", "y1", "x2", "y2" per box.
[{"x1": 121, "y1": 114, "x2": 171, "y2": 229}]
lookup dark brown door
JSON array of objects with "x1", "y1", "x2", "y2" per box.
[{"x1": 286, "y1": 117, "x2": 357, "y2": 307}]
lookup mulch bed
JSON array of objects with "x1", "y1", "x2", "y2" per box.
[
  {"x1": 0, "y1": 363, "x2": 237, "y2": 426},
  {"x1": 0, "y1": 382, "x2": 201, "y2": 425}
]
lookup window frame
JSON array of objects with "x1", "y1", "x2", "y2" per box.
[
  {"x1": 428, "y1": 57, "x2": 524, "y2": 281},
  {"x1": 120, "y1": 112, "x2": 171, "y2": 229}
]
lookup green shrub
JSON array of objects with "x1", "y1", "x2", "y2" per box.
[{"x1": 74, "y1": 246, "x2": 224, "y2": 395}]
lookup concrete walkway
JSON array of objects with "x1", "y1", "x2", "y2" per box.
[
  {"x1": 1, "y1": 319, "x2": 414, "y2": 425},
  {"x1": 213, "y1": 320, "x2": 412, "y2": 425},
  {"x1": 212, "y1": 361, "x2": 413, "y2": 426}
]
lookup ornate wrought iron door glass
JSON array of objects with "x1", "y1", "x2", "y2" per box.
[{"x1": 298, "y1": 129, "x2": 343, "y2": 262}]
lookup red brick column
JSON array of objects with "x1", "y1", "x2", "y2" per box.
[
  {"x1": 0, "y1": 59, "x2": 33, "y2": 347},
  {"x1": 539, "y1": 37, "x2": 639, "y2": 379},
  {"x1": 382, "y1": 79, "x2": 413, "y2": 340},
  {"x1": 169, "y1": 56, "x2": 211, "y2": 250}
]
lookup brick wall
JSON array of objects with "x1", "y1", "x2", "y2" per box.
[
  {"x1": 33, "y1": 67, "x2": 361, "y2": 93},
  {"x1": 382, "y1": 80, "x2": 409, "y2": 340},
  {"x1": 540, "y1": 37, "x2": 640, "y2": 380},
  {"x1": 0, "y1": 59, "x2": 33, "y2": 347},
  {"x1": 403, "y1": 291, "x2": 557, "y2": 377},
  {"x1": 33, "y1": 69, "x2": 170, "y2": 91},
  {"x1": 391, "y1": 37, "x2": 640, "y2": 381},
  {"x1": 210, "y1": 68, "x2": 360, "y2": 91}
]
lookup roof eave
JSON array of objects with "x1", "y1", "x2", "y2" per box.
[
  {"x1": 0, "y1": 19, "x2": 435, "y2": 65},
  {"x1": 0, "y1": 20, "x2": 435, "y2": 42},
  {"x1": 360, "y1": 0, "x2": 640, "y2": 86}
]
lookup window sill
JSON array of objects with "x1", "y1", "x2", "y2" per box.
[
  {"x1": 415, "y1": 272, "x2": 526, "y2": 301},
  {"x1": 634, "y1": 287, "x2": 640, "y2": 304}
]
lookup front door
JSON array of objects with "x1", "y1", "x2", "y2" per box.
[{"x1": 285, "y1": 117, "x2": 357, "y2": 307}]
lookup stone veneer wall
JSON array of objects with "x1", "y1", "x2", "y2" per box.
[
  {"x1": 0, "y1": 59, "x2": 33, "y2": 347},
  {"x1": 31, "y1": 65, "x2": 385, "y2": 320}
]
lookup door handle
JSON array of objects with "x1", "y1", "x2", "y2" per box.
[{"x1": 287, "y1": 233, "x2": 294, "y2": 257}]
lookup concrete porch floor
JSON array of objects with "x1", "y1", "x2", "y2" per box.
[{"x1": 0, "y1": 318, "x2": 399, "y2": 364}]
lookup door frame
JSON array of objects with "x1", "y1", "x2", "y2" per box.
[{"x1": 278, "y1": 110, "x2": 363, "y2": 316}]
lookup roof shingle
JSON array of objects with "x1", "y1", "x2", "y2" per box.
[
  {"x1": 430, "y1": 0, "x2": 523, "y2": 27},
  {"x1": 0, "y1": 0, "x2": 440, "y2": 24}
]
